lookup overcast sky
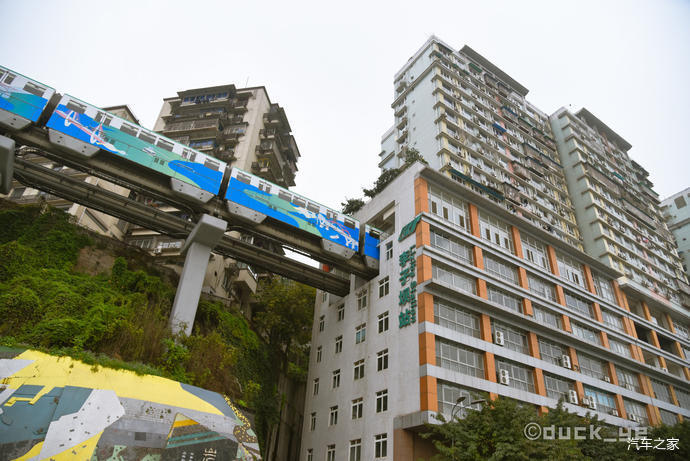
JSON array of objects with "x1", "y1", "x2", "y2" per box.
[{"x1": 2, "y1": 0, "x2": 689, "y2": 212}]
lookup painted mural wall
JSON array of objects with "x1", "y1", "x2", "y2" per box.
[{"x1": 0, "y1": 348, "x2": 261, "y2": 460}]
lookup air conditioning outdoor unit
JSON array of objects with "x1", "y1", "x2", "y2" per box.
[
  {"x1": 610, "y1": 409, "x2": 619, "y2": 417},
  {"x1": 604, "y1": 376, "x2": 611, "y2": 383},
  {"x1": 625, "y1": 383, "x2": 635, "y2": 391},
  {"x1": 568, "y1": 390, "x2": 579, "y2": 405},
  {"x1": 661, "y1": 367, "x2": 668, "y2": 373},
  {"x1": 629, "y1": 414, "x2": 640, "y2": 423},
  {"x1": 153, "y1": 248, "x2": 162, "y2": 254},
  {"x1": 499, "y1": 369, "x2": 510, "y2": 385},
  {"x1": 494, "y1": 331, "x2": 505, "y2": 346},
  {"x1": 582, "y1": 396, "x2": 597, "y2": 411},
  {"x1": 560, "y1": 355, "x2": 572, "y2": 369}
]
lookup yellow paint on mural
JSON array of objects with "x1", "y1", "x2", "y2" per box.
[
  {"x1": 11, "y1": 441, "x2": 43, "y2": 461},
  {"x1": 48, "y1": 431, "x2": 102, "y2": 460},
  {"x1": 3, "y1": 350, "x2": 222, "y2": 415}
]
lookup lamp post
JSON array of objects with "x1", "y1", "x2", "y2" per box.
[{"x1": 449, "y1": 396, "x2": 486, "y2": 460}]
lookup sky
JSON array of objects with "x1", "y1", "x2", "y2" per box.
[{"x1": 1, "y1": 0, "x2": 689, "y2": 213}]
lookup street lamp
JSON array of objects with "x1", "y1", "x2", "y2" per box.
[{"x1": 449, "y1": 396, "x2": 486, "y2": 460}]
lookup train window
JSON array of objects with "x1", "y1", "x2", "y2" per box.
[
  {"x1": 182, "y1": 149, "x2": 197, "y2": 162},
  {"x1": 326, "y1": 210, "x2": 337, "y2": 221},
  {"x1": 204, "y1": 158, "x2": 220, "y2": 171},
  {"x1": 237, "y1": 172, "x2": 251, "y2": 184},
  {"x1": 3, "y1": 73, "x2": 16, "y2": 84},
  {"x1": 120, "y1": 123, "x2": 139, "y2": 137},
  {"x1": 157, "y1": 139, "x2": 174, "y2": 152},
  {"x1": 66, "y1": 99, "x2": 87, "y2": 114},
  {"x1": 23, "y1": 82, "x2": 46, "y2": 97},
  {"x1": 258, "y1": 182, "x2": 272, "y2": 194},
  {"x1": 138, "y1": 131, "x2": 157, "y2": 145},
  {"x1": 293, "y1": 197, "x2": 306, "y2": 208},
  {"x1": 307, "y1": 203, "x2": 320, "y2": 214},
  {"x1": 94, "y1": 111, "x2": 113, "y2": 126},
  {"x1": 344, "y1": 218, "x2": 356, "y2": 229},
  {"x1": 278, "y1": 190, "x2": 292, "y2": 202}
]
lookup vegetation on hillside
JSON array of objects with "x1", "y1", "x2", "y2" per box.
[{"x1": 0, "y1": 203, "x2": 315, "y2": 452}]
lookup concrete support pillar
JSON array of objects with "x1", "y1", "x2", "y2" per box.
[{"x1": 170, "y1": 214, "x2": 227, "y2": 336}]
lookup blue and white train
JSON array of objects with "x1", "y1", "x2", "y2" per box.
[{"x1": 0, "y1": 65, "x2": 381, "y2": 264}]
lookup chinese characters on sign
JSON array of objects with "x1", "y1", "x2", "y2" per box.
[
  {"x1": 399, "y1": 244, "x2": 417, "y2": 328},
  {"x1": 627, "y1": 438, "x2": 679, "y2": 451}
]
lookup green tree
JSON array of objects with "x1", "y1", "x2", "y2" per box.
[{"x1": 341, "y1": 197, "x2": 365, "y2": 215}]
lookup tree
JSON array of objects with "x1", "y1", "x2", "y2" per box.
[{"x1": 341, "y1": 197, "x2": 365, "y2": 215}]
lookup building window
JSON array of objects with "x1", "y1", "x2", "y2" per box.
[
  {"x1": 353, "y1": 359, "x2": 365, "y2": 380},
  {"x1": 609, "y1": 339, "x2": 631, "y2": 358},
  {"x1": 478, "y1": 210, "x2": 514, "y2": 253},
  {"x1": 659, "y1": 409, "x2": 678, "y2": 426},
  {"x1": 435, "y1": 338, "x2": 484, "y2": 378},
  {"x1": 487, "y1": 285, "x2": 521, "y2": 313},
  {"x1": 332, "y1": 369, "x2": 341, "y2": 388},
  {"x1": 375, "y1": 433, "x2": 388, "y2": 458},
  {"x1": 592, "y1": 273, "x2": 615, "y2": 303},
  {"x1": 378, "y1": 276, "x2": 390, "y2": 297},
  {"x1": 544, "y1": 372, "x2": 575, "y2": 401},
  {"x1": 349, "y1": 439, "x2": 362, "y2": 461},
  {"x1": 385, "y1": 241, "x2": 393, "y2": 261},
  {"x1": 357, "y1": 290, "x2": 368, "y2": 310},
  {"x1": 484, "y1": 254, "x2": 518, "y2": 284},
  {"x1": 533, "y1": 306, "x2": 562, "y2": 330},
  {"x1": 322, "y1": 291, "x2": 328, "y2": 302},
  {"x1": 527, "y1": 274, "x2": 556, "y2": 302},
  {"x1": 492, "y1": 322, "x2": 529, "y2": 355},
  {"x1": 9, "y1": 187, "x2": 26, "y2": 199},
  {"x1": 327, "y1": 444, "x2": 336, "y2": 461},
  {"x1": 571, "y1": 322, "x2": 601, "y2": 345},
  {"x1": 376, "y1": 390, "x2": 388, "y2": 413},
  {"x1": 623, "y1": 399, "x2": 649, "y2": 426},
  {"x1": 432, "y1": 264, "x2": 475, "y2": 294},
  {"x1": 307, "y1": 448, "x2": 313, "y2": 461},
  {"x1": 495, "y1": 359, "x2": 535, "y2": 393},
  {"x1": 430, "y1": 228, "x2": 472, "y2": 263},
  {"x1": 329, "y1": 405, "x2": 338, "y2": 426},
  {"x1": 355, "y1": 324, "x2": 366, "y2": 344},
  {"x1": 310, "y1": 412, "x2": 316, "y2": 431},
  {"x1": 316, "y1": 346, "x2": 322, "y2": 363},
  {"x1": 650, "y1": 379, "x2": 673, "y2": 404},
  {"x1": 429, "y1": 187, "x2": 470, "y2": 231},
  {"x1": 538, "y1": 338, "x2": 566, "y2": 366},
  {"x1": 313, "y1": 378, "x2": 319, "y2": 396},
  {"x1": 556, "y1": 252, "x2": 586, "y2": 288},
  {"x1": 337, "y1": 304, "x2": 345, "y2": 321},
  {"x1": 351, "y1": 397, "x2": 363, "y2": 419},
  {"x1": 602, "y1": 310, "x2": 624, "y2": 332},
  {"x1": 335, "y1": 335, "x2": 343, "y2": 354},
  {"x1": 378, "y1": 311, "x2": 389, "y2": 333},
  {"x1": 675, "y1": 387, "x2": 690, "y2": 410},
  {"x1": 564, "y1": 291, "x2": 593, "y2": 319},
  {"x1": 616, "y1": 367, "x2": 641, "y2": 393},
  {"x1": 522, "y1": 233, "x2": 550, "y2": 270},
  {"x1": 377, "y1": 349, "x2": 389, "y2": 371},
  {"x1": 577, "y1": 352, "x2": 606, "y2": 381},
  {"x1": 319, "y1": 315, "x2": 325, "y2": 332},
  {"x1": 583, "y1": 386, "x2": 617, "y2": 415},
  {"x1": 437, "y1": 381, "x2": 485, "y2": 415},
  {"x1": 434, "y1": 301, "x2": 481, "y2": 338}
]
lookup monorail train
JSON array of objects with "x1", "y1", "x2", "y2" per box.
[{"x1": 0, "y1": 65, "x2": 381, "y2": 264}]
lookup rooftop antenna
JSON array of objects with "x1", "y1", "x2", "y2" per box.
[{"x1": 245, "y1": 77, "x2": 249, "y2": 87}]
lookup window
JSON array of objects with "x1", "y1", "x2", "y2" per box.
[
  {"x1": 437, "y1": 381, "x2": 485, "y2": 414},
  {"x1": 351, "y1": 398, "x2": 363, "y2": 419},
  {"x1": 623, "y1": 399, "x2": 649, "y2": 426},
  {"x1": 564, "y1": 292, "x2": 594, "y2": 319},
  {"x1": 556, "y1": 252, "x2": 585, "y2": 288},
  {"x1": 378, "y1": 311, "x2": 389, "y2": 333},
  {"x1": 332, "y1": 369, "x2": 341, "y2": 388},
  {"x1": 592, "y1": 274, "x2": 615, "y2": 303},
  {"x1": 429, "y1": 187, "x2": 470, "y2": 231},
  {"x1": 571, "y1": 322, "x2": 601, "y2": 345},
  {"x1": 544, "y1": 372, "x2": 574, "y2": 401},
  {"x1": 378, "y1": 276, "x2": 390, "y2": 297},
  {"x1": 385, "y1": 241, "x2": 393, "y2": 260},
  {"x1": 616, "y1": 367, "x2": 641, "y2": 393},
  {"x1": 609, "y1": 339, "x2": 631, "y2": 358},
  {"x1": 659, "y1": 409, "x2": 678, "y2": 426},
  {"x1": 357, "y1": 290, "x2": 368, "y2": 310},
  {"x1": 355, "y1": 324, "x2": 366, "y2": 344},
  {"x1": 533, "y1": 306, "x2": 562, "y2": 329},
  {"x1": 375, "y1": 433, "x2": 388, "y2": 458},
  {"x1": 430, "y1": 229, "x2": 472, "y2": 263},
  {"x1": 329, "y1": 405, "x2": 338, "y2": 425},
  {"x1": 577, "y1": 352, "x2": 606, "y2": 380},
  {"x1": 522, "y1": 233, "x2": 550, "y2": 270},
  {"x1": 435, "y1": 338, "x2": 485, "y2": 378},
  {"x1": 377, "y1": 349, "x2": 389, "y2": 371},
  {"x1": 335, "y1": 335, "x2": 343, "y2": 354},
  {"x1": 602, "y1": 310, "x2": 624, "y2": 332},
  {"x1": 313, "y1": 378, "x2": 319, "y2": 396},
  {"x1": 650, "y1": 379, "x2": 672, "y2": 404},
  {"x1": 674, "y1": 322, "x2": 689, "y2": 340},
  {"x1": 527, "y1": 274, "x2": 556, "y2": 302},
  {"x1": 319, "y1": 315, "x2": 325, "y2": 332},
  {"x1": 9, "y1": 187, "x2": 25, "y2": 199},
  {"x1": 434, "y1": 301, "x2": 481, "y2": 338},
  {"x1": 310, "y1": 412, "x2": 316, "y2": 431},
  {"x1": 538, "y1": 338, "x2": 566, "y2": 366},
  {"x1": 316, "y1": 346, "x2": 322, "y2": 363},
  {"x1": 353, "y1": 359, "x2": 365, "y2": 380},
  {"x1": 583, "y1": 386, "x2": 617, "y2": 414},
  {"x1": 478, "y1": 210, "x2": 514, "y2": 253},
  {"x1": 495, "y1": 359, "x2": 535, "y2": 393},
  {"x1": 322, "y1": 291, "x2": 328, "y2": 303},
  {"x1": 337, "y1": 304, "x2": 345, "y2": 321},
  {"x1": 675, "y1": 387, "x2": 690, "y2": 410},
  {"x1": 307, "y1": 448, "x2": 313, "y2": 461},
  {"x1": 484, "y1": 254, "x2": 518, "y2": 284},
  {"x1": 492, "y1": 322, "x2": 529, "y2": 355},
  {"x1": 349, "y1": 439, "x2": 362, "y2": 461},
  {"x1": 376, "y1": 389, "x2": 388, "y2": 412},
  {"x1": 487, "y1": 285, "x2": 521, "y2": 313},
  {"x1": 327, "y1": 444, "x2": 336, "y2": 461},
  {"x1": 432, "y1": 264, "x2": 475, "y2": 293}
]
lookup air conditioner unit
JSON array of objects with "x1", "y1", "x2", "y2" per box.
[
  {"x1": 499, "y1": 369, "x2": 510, "y2": 385},
  {"x1": 625, "y1": 383, "x2": 635, "y2": 391},
  {"x1": 604, "y1": 376, "x2": 611, "y2": 383},
  {"x1": 560, "y1": 355, "x2": 572, "y2": 369},
  {"x1": 585, "y1": 397, "x2": 597, "y2": 411},
  {"x1": 494, "y1": 331, "x2": 505, "y2": 346},
  {"x1": 609, "y1": 409, "x2": 619, "y2": 417},
  {"x1": 661, "y1": 367, "x2": 668, "y2": 373},
  {"x1": 153, "y1": 248, "x2": 162, "y2": 254},
  {"x1": 568, "y1": 390, "x2": 579, "y2": 405},
  {"x1": 629, "y1": 414, "x2": 640, "y2": 423}
]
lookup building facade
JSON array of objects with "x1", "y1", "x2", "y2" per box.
[
  {"x1": 662, "y1": 188, "x2": 690, "y2": 281},
  {"x1": 302, "y1": 37, "x2": 690, "y2": 461}
]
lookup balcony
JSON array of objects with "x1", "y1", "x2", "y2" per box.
[{"x1": 165, "y1": 118, "x2": 219, "y2": 134}]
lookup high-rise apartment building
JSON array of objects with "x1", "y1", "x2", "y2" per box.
[
  {"x1": 301, "y1": 37, "x2": 690, "y2": 461},
  {"x1": 661, "y1": 188, "x2": 690, "y2": 280}
]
